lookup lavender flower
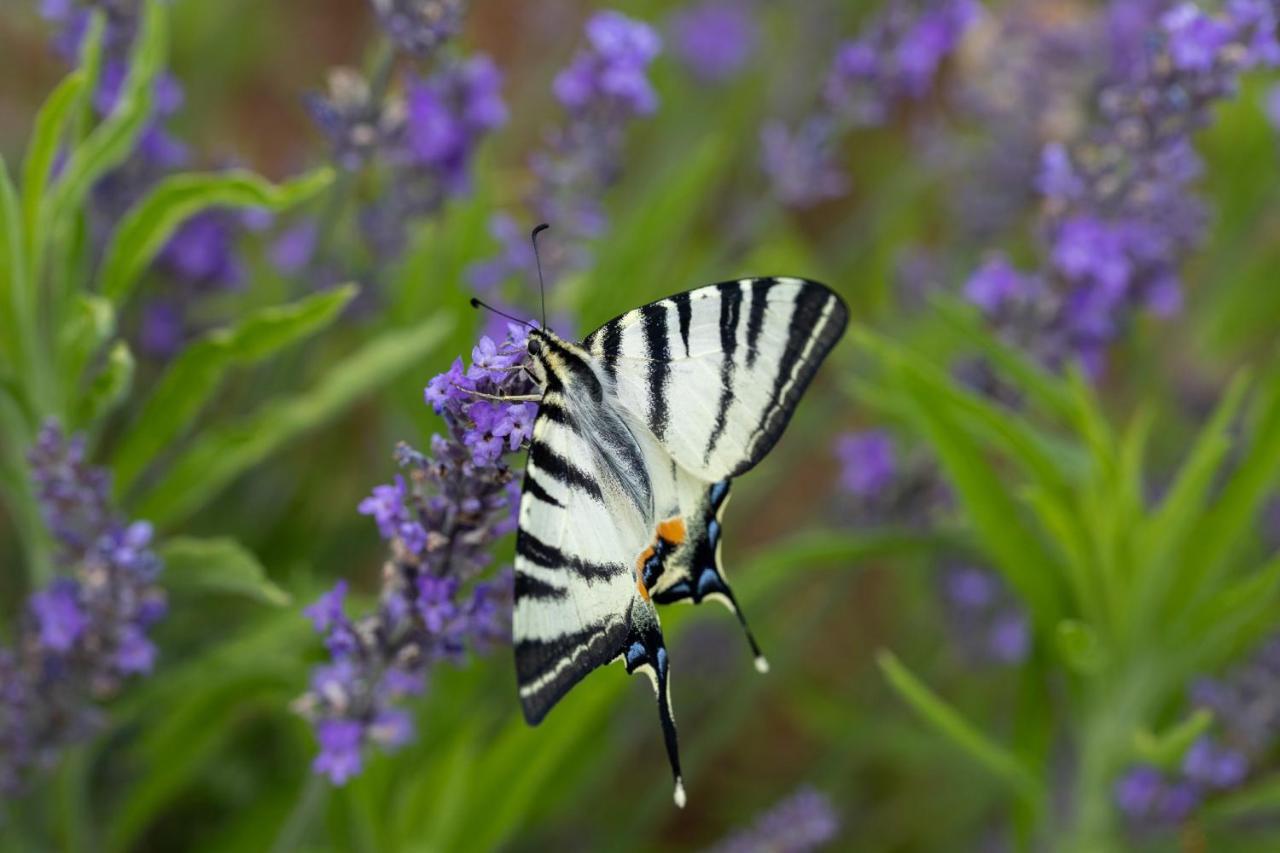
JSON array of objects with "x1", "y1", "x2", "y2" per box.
[
  {"x1": 961, "y1": 0, "x2": 1280, "y2": 378},
  {"x1": 833, "y1": 429, "x2": 949, "y2": 529},
  {"x1": 1117, "y1": 630, "x2": 1280, "y2": 829},
  {"x1": 307, "y1": 68, "x2": 406, "y2": 173},
  {"x1": 669, "y1": 0, "x2": 759, "y2": 84},
  {"x1": 371, "y1": 0, "x2": 465, "y2": 57},
  {"x1": 941, "y1": 565, "x2": 1029, "y2": 666},
  {"x1": 305, "y1": 43, "x2": 506, "y2": 269},
  {"x1": 835, "y1": 430, "x2": 897, "y2": 498},
  {"x1": 707, "y1": 786, "x2": 840, "y2": 853},
  {"x1": 762, "y1": 0, "x2": 976, "y2": 206},
  {"x1": 759, "y1": 118, "x2": 850, "y2": 209},
  {"x1": 0, "y1": 421, "x2": 166, "y2": 793},
  {"x1": 467, "y1": 10, "x2": 661, "y2": 293},
  {"x1": 823, "y1": 0, "x2": 977, "y2": 123},
  {"x1": 296, "y1": 326, "x2": 535, "y2": 783}
]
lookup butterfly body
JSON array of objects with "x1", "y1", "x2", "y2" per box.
[{"x1": 511, "y1": 277, "x2": 848, "y2": 806}]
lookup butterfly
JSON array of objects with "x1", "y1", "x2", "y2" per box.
[{"x1": 506, "y1": 276, "x2": 847, "y2": 806}]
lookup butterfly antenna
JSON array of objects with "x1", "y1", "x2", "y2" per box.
[
  {"x1": 531, "y1": 223, "x2": 550, "y2": 329},
  {"x1": 469, "y1": 297, "x2": 535, "y2": 329}
]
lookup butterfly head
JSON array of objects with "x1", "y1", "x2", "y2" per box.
[{"x1": 523, "y1": 327, "x2": 552, "y2": 386}]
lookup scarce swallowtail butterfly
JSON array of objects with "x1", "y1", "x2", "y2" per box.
[{"x1": 502, "y1": 274, "x2": 847, "y2": 807}]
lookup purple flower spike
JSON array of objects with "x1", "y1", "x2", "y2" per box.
[
  {"x1": 371, "y1": 0, "x2": 464, "y2": 57},
  {"x1": 3, "y1": 421, "x2": 166, "y2": 793},
  {"x1": 709, "y1": 785, "x2": 840, "y2": 853},
  {"x1": 1161, "y1": 4, "x2": 1233, "y2": 72},
  {"x1": 298, "y1": 327, "x2": 530, "y2": 784}
]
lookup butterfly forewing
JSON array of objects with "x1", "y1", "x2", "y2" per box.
[{"x1": 582, "y1": 277, "x2": 849, "y2": 483}]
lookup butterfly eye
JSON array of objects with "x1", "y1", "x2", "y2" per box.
[{"x1": 528, "y1": 338, "x2": 543, "y2": 357}]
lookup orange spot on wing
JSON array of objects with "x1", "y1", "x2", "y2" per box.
[
  {"x1": 635, "y1": 546, "x2": 655, "y2": 601},
  {"x1": 634, "y1": 518, "x2": 686, "y2": 602},
  {"x1": 657, "y1": 517, "x2": 686, "y2": 546}
]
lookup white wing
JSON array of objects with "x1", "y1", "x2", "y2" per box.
[{"x1": 581, "y1": 277, "x2": 848, "y2": 483}]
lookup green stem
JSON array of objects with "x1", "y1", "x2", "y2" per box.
[
  {"x1": 1065, "y1": 677, "x2": 1154, "y2": 852},
  {"x1": 270, "y1": 774, "x2": 327, "y2": 853}
]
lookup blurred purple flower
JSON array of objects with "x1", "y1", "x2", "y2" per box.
[
  {"x1": 835, "y1": 431, "x2": 897, "y2": 498},
  {"x1": 964, "y1": 256, "x2": 1035, "y2": 314},
  {"x1": 371, "y1": 0, "x2": 464, "y2": 57},
  {"x1": 308, "y1": 68, "x2": 403, "y2": 173},
  {"x1": 960, "y1": 0, "x2": 1280, "y2": 379},
  {"x1": 825, "y1": 0, "x2": 976, "y2": 117},
  {"x1": 669, "y1": 0, "x2": 758, "y2": 83},
  {"x1": 270, "y1": 222, "x2": 319, "y2": 275},
  {"x1": 942, "y1": 565, "x2": 1029, "y2": 666},
  {"x1": 468, "y1": 10, "x2": 660, "y2": 293},
  {"x1": 138, "y1": 300, "x2": 185, "y2": 359},
  {"x1": 1181, "y1": 736, "x2": 1248, "y2": 790},
  {"x1": 1161, "y1": 4, "x2": 1233, "y2": 72},
  {"x1": 1, "y1": 421, "x2": 166, "y2": 793},
  {"x1": 708, "y1": 785, "x2": 840, "y2": 853},
  {"x1": 760, "y1": 118, "x2": 849, "y2": 208},
  {"x1": 157, "y1": 211, "x2": 244, "y2": 289},
  {"x1": 765, "y1": 0, "x2": 975, "y2": 206},
  {"x1": 405, "y1": 55, "x2": 507, "y2": 193}
]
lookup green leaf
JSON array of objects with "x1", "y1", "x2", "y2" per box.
[
  {"x1": 1170, "y1": 368, "x2": 1280, "y2": 607},
  {"x1": 98, "y1": 167, "x2": 334, "y2": 309},
  {"x1": 1133, "y1": 709, "x2": 1212, "y2": 770},
  {"x1": 877, "y1": 650, "x2": 1044, "y2": 806},
  {"x1": 58, "y1": 294, "x2": 115, "y2": 400},
  {"x1": 114, "y1": 285, "x2": 357, "y2": 492},
  {"x1": 22, "y1": 70, "x2": 88, "y2": 252},
  {"x1": 39, "y1": 0, "x2": 167, "y2": 287},
  {"x1": 931, "y1": 297, "x2": 1077, "y2": 425},
  {"x1": 851, "y1": 325, "x2": 1080, "y2": 492},
  {"x1": 1133, "y1": 371, "x2": 1250, "y2": 625},
  {"x1": 1181, "y1": 552, "x2": 1280, "y2": 674},
  {"x1": 157, "y1": 536, "x2": 290, "y2": 606},
  {"x1": 0, "y1": 155, "x2": 29, "y2": 376},
  {"x1": 893, "y1": 362, "x2": 1063, "y2": 629},
  {"x1": 74, "y1": 340, "x2": 133, "y2": 428},
  {"x1": 135, "y1": 313, "x2": 453, "y2": 526},
  {"x1": 1055, "y1": 619, "x2": 1107, "y2": 676},
  {"x1": 1205, "y1": 775, "x2": 1280, "y2": 825}
]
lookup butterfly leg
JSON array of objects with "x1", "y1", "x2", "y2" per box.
[{"x1": 623, "y1": 602, "x2": 686, "y2": 808}]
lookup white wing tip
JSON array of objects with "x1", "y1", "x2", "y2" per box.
[
  {"x1": 674, "y1": 778, "x2": 687, "y2": 808},
  {"x1": 754, "y1": 655, "x2": 770, "y2": 674}
]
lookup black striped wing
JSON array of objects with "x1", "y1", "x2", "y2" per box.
[
  {"x1": 512, "y1": 393, "x2": 649, "y2": 725},
  {"x1": 581, "y1": 277, "x2": 848, "y2": 484}
]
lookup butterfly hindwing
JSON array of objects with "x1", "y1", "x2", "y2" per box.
[{"x1": 512, "y1": 340, "x2": 687, "y2": 802}]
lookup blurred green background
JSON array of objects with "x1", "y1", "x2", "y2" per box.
[{"x1": 3, "y1": 0, "x2": 1280, "y2": 850}]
